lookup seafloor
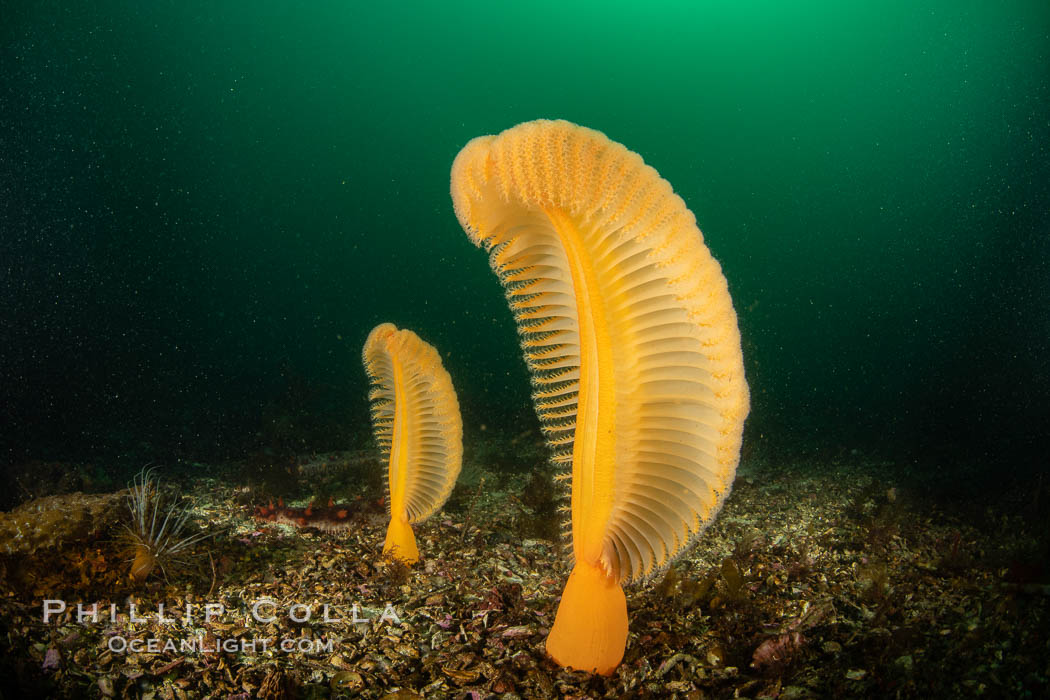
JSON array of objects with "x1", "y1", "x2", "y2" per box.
[{"x1": 1, "y1": 440, "x2": 1047, "y2": 699}]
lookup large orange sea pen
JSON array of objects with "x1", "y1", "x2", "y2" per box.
[
  {"x1": 451, "y1": 120, "x2": 749, "y2": 674},
  {"x1": 363, "y1": 323, "x2": 463, "y2": 564}
]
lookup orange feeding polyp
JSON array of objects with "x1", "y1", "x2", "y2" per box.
[
  {"x1": 362, "y1": 323, "x2": 463, "y2": 564},
  {"x1": 450, "y1": 120, "x2": 749, "y2": 674}
]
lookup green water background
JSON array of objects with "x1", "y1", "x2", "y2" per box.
[{"x1": 2, "y1": 1, "x2": 1047, "y2": 477}]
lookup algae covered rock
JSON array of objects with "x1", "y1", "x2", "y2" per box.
[{"x1": 0, "y1": 492, "x2": 123, "y2": 555}]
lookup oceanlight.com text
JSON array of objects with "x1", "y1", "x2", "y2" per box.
[{"x1": 106, "y1": 635, "x2": 334, "y2": 655}]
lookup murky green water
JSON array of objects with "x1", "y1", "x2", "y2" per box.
[{"x1": 2, "y1": 2, "x2": 1046, "y2": 475}]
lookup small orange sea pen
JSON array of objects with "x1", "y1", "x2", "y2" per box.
[
  {"x1": 451, "y1": 120, "x2": 749, "y2": 674},
  {"x1": 362, "y1": 323, "x2": 463, "y2": 564}
]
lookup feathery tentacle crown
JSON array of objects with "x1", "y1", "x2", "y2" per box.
[
  {"x1": 451, "y1": 120, "x2": 749, "y2": 584},
  {"x1": 363, "y1": 323, "x2": 463, "y2": 526}
]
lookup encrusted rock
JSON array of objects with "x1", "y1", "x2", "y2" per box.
[{"x1": 0, "y1": 492, "x2": 123, "y2": 555}]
